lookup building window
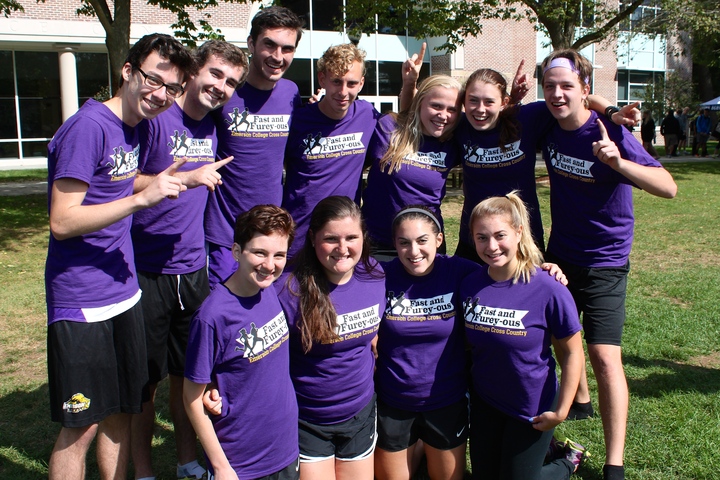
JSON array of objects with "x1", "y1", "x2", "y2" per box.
[
  {"x1": 617, "y1": 69, "x2": 664, "y2": 110},
  {"x1": 0, "y1": 49, "x2": 110, "y2": 160},
  {"x1": 77, "y1": 52, "x2": 111, "y2": 102},
  {"x1": 620, "y1": 0, "x2": 661, "y2": 32}
]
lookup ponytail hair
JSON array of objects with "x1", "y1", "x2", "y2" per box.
[
  {"x1": 290, "y1": 196, "x2": 379, "y2": 352},
  {"x1": 380, "y1": 75, "x2": 462, "y2": 173},
  {"x1": 469, "y1": 190, "x2": 543, "y2": 284}
]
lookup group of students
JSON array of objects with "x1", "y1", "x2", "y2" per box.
[{"x1": 43, "y1": 4, "x2": 679, "y2": 480}]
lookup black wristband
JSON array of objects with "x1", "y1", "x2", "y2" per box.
[{"x1": 605, "y1": 105, "x2": 620, "y2": 118}]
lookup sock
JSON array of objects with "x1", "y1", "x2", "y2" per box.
[
  {"x1": 177, "y1": 460, "x2": 205, "y2": 479},
  {"x1": 603, "y1": 464, "x2": 625, "y2": 480},
  {"x1": 567, "y1": 400, "x2": 594, "y2": 420}
]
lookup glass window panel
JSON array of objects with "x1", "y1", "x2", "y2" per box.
[
  {"x1": 363, "y1": 61, "x2": 377, "y2": 96},
  {"x1": 378, "y1": 61, "x2": 403, "y2": 96},
  {"x1": 77, "y1": 52, "x2": 110, "y2": 100},
  {"x1": 629, "y1": 85, "x2": 646, "y2": 101},
  {"x1": 0, "y1": 51, "x2": 14, "y2": 97},
  {"x1": 19, "y1": 98, "x2": 62, "y2": 139},
  {"x1": 379, "y1": 102, "x2": 394, "y2": 114},
  {"x1": 15, "y1": 51, "x2": 60, "y2": 98},
  {"x1": 617, "y1": 71, "x2": 628, "y2": 100},
  {"x1": 0, "y1": 99, "x2": 18, "y2": 139},
  {"x1": 21, "y1": 140, "x2": 50, "y2": 158},
  {"x1": 0, "y1": 141, "x2": 19, "y2": 159},
  {"x1": 283, "y1": 58, "x2": 313, "y2": 98},
  {"x1": 311, "y1": 0, "x2": 342, "y2": 31},
  {"x1": 278, "y1": 0, "x2": 310, "y2": 29},
  {"x1": 630, "y1": 72, "x2": 652, "y2": 84}
]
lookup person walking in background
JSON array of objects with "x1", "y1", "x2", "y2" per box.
[
  {"x1": 660, "y1": 109, "x2": 680, "y2": 157},
  {"x1": 676, "y1": 107, "x2": 689, "y2": 154},
  {"x1": 640, "y1": 110, "x2": 659, "y2": 159},
  {"x1": 695, "y1": 108, "x2": 712, "y2": 157}
]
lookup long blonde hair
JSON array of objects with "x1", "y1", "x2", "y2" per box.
[
  {"x1": 469, "y1": 190, "x2": 543, "y2": 284},
  {"x1": 380, "y1": 75, "x2": 462, "y2": 173}
]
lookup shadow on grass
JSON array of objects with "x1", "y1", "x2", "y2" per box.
[
  {"x1": 0, "y1": 194, "x2": 48, "y2": 251},
  {"x1": 624, "y1": 354, "x2": 720, "y2": 397},
  {"x1": 662, "y1": 160, "x2": 720, "y2": 181},
  {"x1": 0, "y1": 381, "x2": 185, "y2": 479}
]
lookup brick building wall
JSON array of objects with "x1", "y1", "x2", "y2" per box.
[{"x1": 10, "y1": 0, "x2": 253, "y2": 30}]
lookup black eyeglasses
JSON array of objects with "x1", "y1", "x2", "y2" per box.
[{"x1": 136, "y1": 67, "x2": 185, "y2": 98}]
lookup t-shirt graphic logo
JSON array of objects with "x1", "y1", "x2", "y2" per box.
[
  {"x1": 236, "y1": 322, "x2": 265, "y2": 357},
  {"x1": 226, "y1": 107, "x2": 253, "y2": 132},
  {"x1": 385, "y1": 290, "x2": 410, "y2": 316},
  {"x1": 464, "y1": 141, "x2": 522, "y2": 165},
  {"x1": 463, "y1": 298, "x2": 528, "y2": 330},
  {"x1": 547, "y1": 142, "x2": 595, "y2": 178},
  {"x1": 106, "y1": 144, "x2": 139, "y2": 178},
  {"x1": 463, "y1": 142, "x2": 482, "y2": 164},
  {"x1": 302, "y1": 133, "x2": 325, "y2": 155},
  {"x1": 168, "y1": 129, "x2": 192, "y2": 156},
  {"x1": 234, "y1": 312, "x2": 290, "y2": 361}
]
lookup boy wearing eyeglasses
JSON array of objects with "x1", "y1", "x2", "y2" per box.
[{"x1": 44, "y1": 33, "x2": 194, "y2": 480}]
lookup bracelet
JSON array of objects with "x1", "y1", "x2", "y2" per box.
[{"x1": 605, "y1": 105, "x2": 620, "y2": 118}]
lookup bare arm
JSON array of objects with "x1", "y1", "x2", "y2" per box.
[
  {"x1": 398, "y1": 42, "x2": 426, "y2": 112},
  {"x1": 593, "y1": 119, "x2": 677, "y2": 198},
  {"x1": 588, "y1": 96, "x2": 641, "y2": 127},
  {"x1": 51, "y1": 159, "x2": 187, "y2": 240},
  {"x1": 184, "y1": 379, "x2": 238, "y2": 480},
  {"x1": 531, "y1": 331, "x2": 584, "y2": 431},
  {"x1": 509, "y1": 59, "x2": 530, "y2": 105}
]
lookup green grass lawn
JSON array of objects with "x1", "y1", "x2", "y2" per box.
[{"x1": 1, "y1": 162, "x2": 719, "y2": 479}]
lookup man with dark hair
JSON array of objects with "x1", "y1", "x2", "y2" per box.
[
  {"x1": 45, "y1": 33, "x2": 193, "y2": 480},
  {"x1": 129, "y1": 40, "x2": 248, "y2": 480},
  {"x1": 206, "y1": 6, "x2": 305, "y2": 287},
  {"x1": 660, "y1": 109, "x2": 680, "y2": 157}
]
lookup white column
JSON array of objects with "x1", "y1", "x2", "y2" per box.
[{"x1": 59, "y1": 48, "x2": 79, "y2": 122}]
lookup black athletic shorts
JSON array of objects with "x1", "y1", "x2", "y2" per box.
[
  {"x1": 545, "y1": 253, "x2": 629, "y2": 346},
  {"x1": 47, "y1": 302, "x2": 148, "y2": 427},
  {"x1": 298, "y1": 394, "x2": 377, "y2": 462},
  {"x1": 377, "y1": 396, "x2": 469, "y2": 452},
  {"x1": 138, "y1": 268, "x2": 209, "y2": 383}
]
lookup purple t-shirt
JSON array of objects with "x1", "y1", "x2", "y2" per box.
[
  {"x1": 132, "y1": 103, "x2": 217, "y2": 274},
  {"x1": 185, "y1": 285, "x2": 298, "y2": 478},
  {"x1": 543, "y1": 111, "x2": 663, "y2": 267},
  {"x1": 361, "y1": 114, "x2": 461, "y2": 248},
  {"x1": 45, "y1": 99, "x2": 141, "y2": 323},
  {"x1": 377, "y1": 255, "x2": 480, "y2": 411},
  {"x1": 282, "y1": 100, "x2": 381, "y2": 258},
  {"x1": 461, "y1": 267, "x2": 581, "y2": 421},
  {"x1": 455, "y1": 101, "x2": 553, "y2": 247},
  {"x1": 277, "y1": 262, "x2": 386, "y2": 424},
  {"x1": 205, "y1": 79, "x2": 301, "y2": 248}
]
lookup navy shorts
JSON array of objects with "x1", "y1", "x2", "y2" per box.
[
  {"x1": 138, "y1": 268, "x2": 209, "y2": 383},
  {"x1": 377, "y1": 396, "x2": 469, "y2": 451},
  {"x1": 545, "y1": 253, "x2": 629, "y2": 346},
  {"x1": 298, "y1": 394, "x2": 377, "y2": 462},
  {"x1": 47, "y1": 302, "x2": 148, "y2": 427}
]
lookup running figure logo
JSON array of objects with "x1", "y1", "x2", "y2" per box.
[
  {"x1": 235, "y1": 322, "x2": 267, "y2": 357},
  {"x1": 302, "y1": 133, "x2": 325, "y2": 155},
  {"x1": 168, "y1": 129, "x2": 192, "y2": 156},
  {"x1": 226, "y1": 107, "x2": 253, "y2": 132}
]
